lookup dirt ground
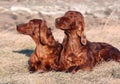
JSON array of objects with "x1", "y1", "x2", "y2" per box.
[{"x1": 0, "y1": 0, "x2": 120, "y2": 84}]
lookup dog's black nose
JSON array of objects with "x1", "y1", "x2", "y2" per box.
[
  {"x1": 16, "y1": 24, "x2": 21, "y2": 31},
  {"x1": 55, "y1": 18, "x2": 60, "y2": 23},
  {"x1": 16, "y1": 24, "x2": 19, "y2": 30},
  {"x1": 16, "y1": 24, "x2": 19, "y2": 28}
]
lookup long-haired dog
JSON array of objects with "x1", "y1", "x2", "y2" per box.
[
  {"x1": 17, "y1": 19, "x2": 62, "y2": 72},
  {"x1": 55, "y1": 11, "x2": 120, "y2": 73}
]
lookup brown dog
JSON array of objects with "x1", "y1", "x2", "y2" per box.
[
  {"x1": 17, "y1": 19, "x2": 62, "y2": 72},
  {"x1": 55, "y1": 11, "x2": 120, "y2": 73}
]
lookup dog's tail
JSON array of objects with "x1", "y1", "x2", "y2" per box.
[
  {"x1": 116, "y1": 53, "x2": 120, "y2": 62},
  {"x1": 110, "y1": 47, "x2": 120, "y2": 63}
]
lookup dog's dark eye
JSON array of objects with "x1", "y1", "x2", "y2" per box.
[
  {"x1": 69, "y1": 16, "x2": 73, "y2": 18},
  {"x1": 74, "y1": 16, "x2": 77, "y2": 18}
]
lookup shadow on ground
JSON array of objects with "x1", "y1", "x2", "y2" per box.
[{"x1": 13, "y1": 49, "x2": 34, "y2": 57}]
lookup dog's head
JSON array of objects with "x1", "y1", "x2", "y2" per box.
[
  {"x1": 55, "y1": 11, "x2": 86, "y2": 45},
  {"x1": 17, "y1": 19, "x2": 56, "y2": 46}
]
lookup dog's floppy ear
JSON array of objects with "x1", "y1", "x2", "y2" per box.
[
  {"x1": 39, "y1": 20, "x2": 47, "y2": 45},
  {"x1": 77, "y1": 30, "x2": 87, "y2": 45},
  {"x1": 76, "y1": 18, "x2": 87, "y2": 45}
]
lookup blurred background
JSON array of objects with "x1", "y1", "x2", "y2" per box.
[
  {"x1": 0, "y1": 0, "x2": 120, "y2": 84},
  {"x1": 0, "y1": 0, "x2": 120, "y2": 31}
]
